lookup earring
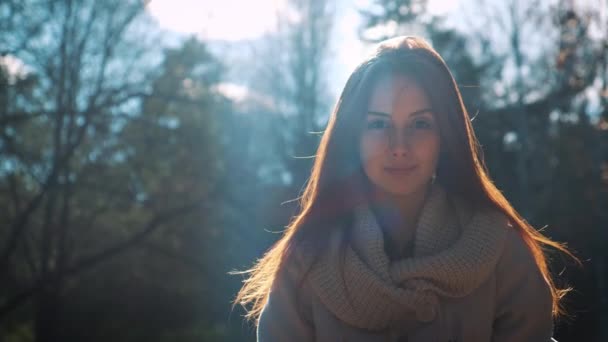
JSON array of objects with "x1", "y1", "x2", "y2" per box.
[{"x1": 431, "y1": 172, "x2": 437, "y2": 184}]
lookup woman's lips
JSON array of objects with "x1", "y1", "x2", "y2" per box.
[{"x1": 384, "y1": 165, "x2": 417, "y2": 175}]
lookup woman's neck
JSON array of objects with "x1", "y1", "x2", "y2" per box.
[{"x1": 370, "y1": 183, "x2": 432, "y2": 259}]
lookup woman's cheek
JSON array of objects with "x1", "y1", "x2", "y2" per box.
[{"x1": 361, "y1": 137, "x2": 383, "y2": 164}]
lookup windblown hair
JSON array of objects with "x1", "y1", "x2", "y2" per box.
[{"x1": 234, "y1": 36, "x2": 577, "y2": 324}]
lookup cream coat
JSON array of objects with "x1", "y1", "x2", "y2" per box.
[{"x1": 257, "y1": 187, "x2": 554, "y2": 342}]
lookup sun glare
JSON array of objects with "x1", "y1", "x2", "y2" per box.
[
  {"x1": 146, "y1": 0, "x2": 462, "y2": 103},
  {"x1": 427, "y1": 0, "x2": 460, "y2": 16},
  {"x1": 147, "y1": 0, "x2": 286, "y2": 41},
  {"x1": 147, "y1": 0, "x2": 460, "y2": 41}
]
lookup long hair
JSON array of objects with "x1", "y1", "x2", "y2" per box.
[{"x1": 234, "y1": 36, "x2": 577, "y2": 323}]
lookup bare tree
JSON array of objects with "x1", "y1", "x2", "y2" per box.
[
  {"x1": 0, "y1": 1, "x2": 216, "y2": 339},
  {"x1": 247, "y1": 0, "x2": 334, "y2": 193}
]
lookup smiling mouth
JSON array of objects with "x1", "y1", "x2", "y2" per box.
[{"x1": 384, "y1": 166, "x2": 417, "y2": 174}]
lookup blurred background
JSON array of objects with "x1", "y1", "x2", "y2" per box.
[{"x1": 0, "y1": 0, "x2": 607, "y2": 341}]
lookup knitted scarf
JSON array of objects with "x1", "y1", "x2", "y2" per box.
[{"x1": 308, "y1": 184, "x2": 509, "y2": 331}]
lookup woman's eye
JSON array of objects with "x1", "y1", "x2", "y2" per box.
[
  {"x1": 413, "y1": 119, "x2": 432, "y2": 129},
  {"x1": 367, "y1": 120, "x2": 389, "y2": 130}
]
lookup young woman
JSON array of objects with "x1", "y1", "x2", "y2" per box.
[{"x1": 235, "y1": 36, "x2": 573, "y2": 341}]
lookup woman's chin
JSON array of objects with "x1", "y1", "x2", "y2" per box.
[{"x1": 374, "y1": 182, "x2": 429, "y2": 197}]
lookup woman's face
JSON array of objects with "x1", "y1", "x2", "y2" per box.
[{"x1": 360, "y1": 74, "x2": 440, "y2": 197}]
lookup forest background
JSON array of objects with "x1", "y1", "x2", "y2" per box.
[{"x1": 1, "y1": 0, "x2": 607, "y2": 341}]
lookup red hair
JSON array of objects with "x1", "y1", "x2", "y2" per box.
[{"x1": 234, "y1": 36, "x2": 578, "y2": 323}]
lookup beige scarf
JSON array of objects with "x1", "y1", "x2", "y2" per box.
[{"x1": 308, "y1": 184, "x2": 509, "y2": 331}]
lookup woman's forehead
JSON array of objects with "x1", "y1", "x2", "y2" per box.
[{"x1": 367, "y1": 75, "x2": 431, "y2": 114}]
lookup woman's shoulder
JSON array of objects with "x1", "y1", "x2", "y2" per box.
[
  {"x1": 279, "y1": 239, "x2": 319, "y2": 282},
  {"x1": 475, "y1": 206, "x2": 538, "y2": 272},
  {"x1": 451, "y1": 195, "x2": 538, "y2": 275},
  {"x1": 493, "y1": 216, "x2": 541, "y2": 275},
  {"x1": 493, "y1": 218, "x2": 551, "y2": 300},
  {"x1": 490, "y1": 218, "x2": 554, "y2": 340},
  {"x1": 284, "y1": 219, "x2": 348, "y2": 271}
]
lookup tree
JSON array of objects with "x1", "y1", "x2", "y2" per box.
[
  {"x1": 0, "y1": 1, "x2": 229, "y2": 340},
  {"x1": 249, "y1": 0, "x2": 335, "y2": 192}
]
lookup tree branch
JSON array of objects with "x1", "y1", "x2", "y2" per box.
[{"x1": 0, "y1": 198, "x2": 205, "y2": 319}]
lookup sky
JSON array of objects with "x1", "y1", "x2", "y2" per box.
[
  {"x1": 147, "y1": 0, "x2": 459, "y2": 41},
  {"x1": 147, "y1": 0, "x2": 289, "y2": 41},
  {"x1": 146, "y1": 0, "x2": 462, "y2": 99}
]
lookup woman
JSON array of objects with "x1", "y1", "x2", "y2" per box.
[{"x1": 235, "y1": 36, "x2": 574, "y2": 341}]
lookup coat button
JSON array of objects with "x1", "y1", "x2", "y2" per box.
[{"x1": 415, "y1": 303, "x2": 436, "y2": 322}]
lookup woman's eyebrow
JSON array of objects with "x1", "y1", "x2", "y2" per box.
[
  {"x1": 367, "y1": 108, "x2": 434, "y2": 117},
  {"x1": 409, "y1": 108, "x2": 434, "y2": 117},
  {"x1": 367, "y1": 111, "x2": 391, "y2": 117}
]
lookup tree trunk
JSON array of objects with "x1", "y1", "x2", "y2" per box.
[{"x1": 34, "y1": 285, "x2": 62, "y2": 342}]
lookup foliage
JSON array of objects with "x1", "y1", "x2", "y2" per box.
[
  {"x1": 1, "y1": 0, "x2": 607, "y2": 341},
  {"x1": 0, "y1": 0, "x2": 236, "y2": 340}
]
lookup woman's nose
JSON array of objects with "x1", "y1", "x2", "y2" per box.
[{"x1": 388, "y1": 129, "x2": 411, "y2": 157}]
